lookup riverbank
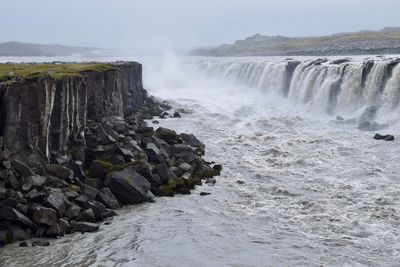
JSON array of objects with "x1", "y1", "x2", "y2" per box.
[{"x1": 0, "y1": 62, "x2": 221, "y2": 247}]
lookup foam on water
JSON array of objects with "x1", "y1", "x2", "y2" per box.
[{"x1": 1, "y1": 54, "x2": 400, "y2": 266}]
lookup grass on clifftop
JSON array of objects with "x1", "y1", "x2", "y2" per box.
[{"x1": 0, "y1": 62, "x2": 115, "y2": 82}]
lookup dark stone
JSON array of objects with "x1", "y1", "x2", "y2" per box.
[
  {"x1": 146, "y1": 143, "x2": 161, "y2": 163},
  {"x1": 0, "y1": 198, "x2": 18, "y2": 208},
  {"x1": 172, "y1": 144, "x2": 197, "y2": 163},
  {"x1": 73, "y1": 222, "x2": 99, "y2": 233},
  {"x1": 106, "y1": 169, "x2": 151, "y2": 204},
  {"x1": 46, "y1": 164, "x2": 74, "y2": 180},
  {"x1": 212, "y1": 164, "x2": 222, "y2": 172},
  {"x1": 116, "y1": 147, "x2": 134, "y2": 162},
  {"x1": 32, "y1": 206, "x2": 57, "y2": 226},
  {"x1": 83, "y1": 184, "x2": 99, "y2": 201},
  {"x1": 97, "y1": 188, "x2": 120, "y2": 209},
  {"x1": 8, "y1": 174, "x2": 20, "y2": 190},
  {"x1": 87, "y1": 200, "x2": 106, "y2": 220},
  {"x1": 32, "y1": 241, "x2": 50, "y2": 247},
  {"x1": 173, "y1": 111, "x2": 181, "y2": 118},
  {"x1": 26, "y1": 189, "x2": 46, "y2": 201},
  {"x1": 69, "y1": 161, "x2": 85, "y2": 181},
  {"x1": 46, "y1": 222, "x2": 63, "y2": 237},
  {"x1": 200, "y1": 192, "x2": 211, "y2": 196},
  {"x1": 31, "y1": 175, "x2": 47, "y2": 187},
  {"x1": 78, "y1": 208, "x2": 96, "y2": 223},
  {"x1": 0, "y1": 187, "x2": 6, "y2": 200},
  {"x1": 9, "y1": 226, "x2": 31, "y2": 242},
  {"x1": 180, "y1": 133, "x2": 205, "y2": 151},
  {"x1": 65, "y1": 204, "x2": 81, "y2": 219},
  {"x1": 374, "y1": 134, "x2": 395, "y2": 141},
  {"x1": 1, "y1": 161, "x2": 11, "y2": 169},
  {"x1": 156, "y1": 163, "x2": 172, "y2": 184},
  {"x1": 22, "y1": 176, "x2": 33, "y2": 192},
  {"x1": 45, "y1": 190, "x2": 70, "y2": 216},
  {"x1": 64, "y1": 190, "x2": 80, "y2": 200},
  {"x1": 155, "y1": 127, "x2": 180, "y2": 144},
  {"x1": 12, "y1": 159, "x2": 36, "y2": 178},
  {"x1": 59, "y1": 219, "x2": 71, "y2": 234},
  {"x1": 19, "y1": 241, "x2": 29, "y2": 247},
  {"x1": 0, "y1": 206, "x2": 37, "y2": 229},
  {"x1": 75, "y1": 194, "x2": 90, "y2": 207}
]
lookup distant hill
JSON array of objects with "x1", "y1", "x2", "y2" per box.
[
  {"x1": 0, "y1": 41, "x2": 100, "y2": 57},
  {"x1": 193, "y1": 27, "x2": 400, "y2": 56}
]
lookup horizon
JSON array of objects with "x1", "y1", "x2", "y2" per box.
[{"x1": 1, "y1": 0, "x2": 399, "y2": 51}]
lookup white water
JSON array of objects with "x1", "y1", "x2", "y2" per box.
[{"x1": 1, "y1": 54, "x2": 400, "y2": 266}]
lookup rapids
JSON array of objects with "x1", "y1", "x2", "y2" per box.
[{"x1": 1, "y1": 54, "x2": 400, "y2": 266}]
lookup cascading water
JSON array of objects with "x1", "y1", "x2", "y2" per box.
[
  {"x1": 2, "y1": 54, "x2": 400, "y2": 266},
  {"x1": 192, "y1": 56, "x2": 400, "y2": 119}
]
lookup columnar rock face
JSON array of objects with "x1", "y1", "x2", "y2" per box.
[{"x1": 0, "y1": 62, "x2": 146, "y2": 157}]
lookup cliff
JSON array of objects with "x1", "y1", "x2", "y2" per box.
[
  {"x1": 0, "y1": 62, "x2": 146, "y2": 157},
  {"x1": 0, "y1": 62, "x2": 221, "y2": 247}
]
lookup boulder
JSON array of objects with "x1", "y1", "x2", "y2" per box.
[
  {"x1": 11, "y1": 159, "x2": 35, "y2": 178},
  {"x1": 146, "y1": 143, "x2": 161, "y2": 163},
  {"x1": 180, "y1": 133, "x2": 205, "y2": 150},
  {"x1": 374, "y1": 134, "x2": 395, "y2": 141},
  {"x1": 0, "y1": 187, "x2": 6, "y2": 200},
  {"x1": 173, "y1": 111, "x2": 181, "y2": 118},
  {"x1": 45, "y1": 190, "x2": 70, "y2": 216},
  {"x1": 32, "y1": 206, "x2": 57, "y2": 226},
  {"x1": 46, "y1": 222, "x2": 63, "y2": 237},
  {"x1": 172, "y1": 144, "x2": 197, "y2": 163},
  {"x1": 156, "y1": 163, "x2": 172, "y2": 184},
  {"x1": 83, "y1": 184, "x2": 99, "y2": 201},
  {"x1": 46, "y1": 164, "x2": 74, "y2": 180},
  {"x1": 8, "y1": 174, "x2": 20, "y2": 190},
  {"x1": 31, "y1": 175, "x2": 47, "y2": 187},
  {"x1": 106, "y1": 169, "x2": 151, "y2": 204},
  {"x1": 97, "y1": 188, "x2": 120, "y2": 209},
  {"x1": 65, "y1": 204, "x2": 81, "y2": 219},
  {"x1": 25, "y1": 189, "x2": 46, "y2": 201},
  {"x1": 8, "y1": 226, "x2": 31, "y2": 242},
  {"x1": 32, "y1": 241, "x2": 50, "y2": 247},
  {"x1": 73, "y1": 222, "x2": 99, "y2": 233},
  {"x1": 78, "y1": 208, "x2": 96, "y2": 223},
  {"x1": 0, "y1": 206, "x2": 37, "y2": 229},
  {"x1": 156, "y1": 127, "x2": 180, "y2": 144}
]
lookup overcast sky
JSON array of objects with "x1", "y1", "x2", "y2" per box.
[{"x1": 1, "y1": 0, "x2": 399, "y2": 50}]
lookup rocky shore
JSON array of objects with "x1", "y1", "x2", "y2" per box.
[{"x1": 0, "y1": 62, "x2": 221, "y2": 247}]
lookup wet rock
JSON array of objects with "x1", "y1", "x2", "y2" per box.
[
  {"x1": 212, "y1": 164, "x2": 223, "y2": 173},
  {"x1": 75, "y1": 194, "x2": 90, "y2": 207},
  {"x1": 236, "y1": 180, "x2": 246, "y2": 185},
  {"x1": 155, "y1": 185, "x2": 174, "y2": 197},
  {"x1": 97, "y1": 187, "x2": 120, "y2": 209},
  {"x1": 32, "y1": 207, "x2": 58, "y2": 226},
  {"x1": 1, "y1": 160, "x2": 11, "y2": 169},
  {"x1": 31, "y1": 175, "x2": 47, "y2": 188},
  {"x1": 173, "y1": 111, "x2": 181, "y2": 118},
  {"x1": 73, "y1": 222, "x2": 99, "y2": 233},
  {"x1": 0, "y1": 187, "x2": 6, "y2": 200},
  {"x1": 59, "y1": 219, "x2": 71, "y2": 234},
  {"x1": 83, "y1": 184, "x2": 99, "y2": 201},
  {"x1": 45, "y1": 190, "x2": 70, "y2": 216},
  {"x1": 146, "y1": 143, "x2": 161, "y2": 163},
  {"x1": 46, "y1": 164, "x2": 74, "y2": 180},
  {"x1": 374, "y1": 134, "x2": 395, "y2": 141},
  {"x1": 26, "y1": 189, "x2": 46, "y2": 201},
  {"x1": 8, "y1": 174, "x2": 20, "y2": 190},
  {"x1": 65, "y1": 204, "x2": 81, "y2": 220},
  {"x1": 106, "y1": 169, "x2": 151, "y2": 204},
  {"x1": 12, "y1": 159, "x2": 35, "y2": 178},
  {"x1": 78, "y1": 208, "x2": 96, "y2": 223},
  {"x1": 205, "y1": 177, "x2": 217, "y2": 185},
  {"x1": 172, "y1": 144, "x2": 196, "y2": 163},
  {"x1": 200, "y1": 192, "x2": 211, "y2": 196},
  {"x1": 0, "y1": 207, "x2": 37, "y2": 229},
  {"x1": 180, "y1": 133, "x2": 205, "y2": 152},
  {"x1": 155, "y1": 127, "x2": 180, "y2": 144},
  {"x1": 156, "y1": 163, "x2": 173, "y2": 184},
  {"x1": 32, "y1": 241, "x2": 50, "y2": 247},
  {"x1": 46, "y1": 222, "x2": 63, "y2": 237},
  {"x1": 9, "y1": 226, "x2": 31, "y2": 242},
  {"x1": 69, "y1": 161, "x2": 85, "y2": 181},
  {"x1": 19, "y1": 241, "x2": 29, "y2": 247}
]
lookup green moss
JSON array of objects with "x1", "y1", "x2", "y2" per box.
[
  {"x1": 93, "y1": 159, "x2": 140, "y2": 172},
  {"x1": 0, "y1": 62, "x2": 116, "y2": 83}
]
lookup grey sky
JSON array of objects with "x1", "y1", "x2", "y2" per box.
[{"x1": 1, "y1": 0, "x2": 399, "y2": 50}]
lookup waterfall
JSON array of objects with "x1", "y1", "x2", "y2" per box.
[{"x1": 192, "y1": 57, "x2": 400, "y2": 116}]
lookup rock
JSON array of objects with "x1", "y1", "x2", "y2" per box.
[
  {"x1": 8, "y1": 174, "x2": 20, "y2": 190},
  {"x1": 0, "y1": 187, "x2": 6, "y2": 200},
  {"x1": 46, "y1": 222, "x2": 63, "y2": 237},
  {"x1": 152, "y1": 120, "x2": 159, "y2": 124},
  {"x1": 32, "y1": 206, "x2": 58, "y2": 226},
  {"x1": 69, "y1": 161, "x2": 85, "y2": 181},
  {"x1": 45, "y1": 190, "x2": 70, "y2": 216},
  {"x1": 237, "y1": 180, "x2": 246, "y2": 185},
  {"x1": 78, "y1": 208, "x2": 96, "y2": 223},
  {"x1": 0, "y1": 206, "x2": 37, "y2": 229},
  {"x1": 212, "y1": 164, "x2": 223, "y2": 173},
  {"x1": 9, "y1": 226, "x2": 31, "y2": 242},
  {"x1": 0, "y1": 169, "x2": 8, "y2": 180},
  {"x1": 195, "y1": 163, "x2": 219, "y2": 178},
  {"x1": 22, "y1": 176, "x2": 33, "y2": 192},
  {"x1": 83, "y1": 184, "x2": 99, "y2": 201},
  {"x1": 31, "y1": 175, "x2": 47, "y2": 187},
  {"x1": 200, "y1": 192, "x2": 211, "y2": 196},
  {"x1": 181, "y1": 172, "x2": 191, "y2": 180},
  {"x1": 156, "y1": 163, "x2": 172, "y2": 184},
  {"x1": 1, "y1": 160, "x2": 11, "y2": 169},
  {"x1": 180, "y1": 133, "x2": 205, "y2": 151},
  {"x1": 32, "y1": 241, "x2": 50, "y2": 247},
  {"x1": 75, "y1": 194, "x2": 90, "y2": 207},
  {"x1": 59, "y1": 219, "x2": 71, "y2": 234},
  {"x1": 155, "y1": 127, "x2": 180, "y2": 144},
  {"x1": 73, "y1": 222, "x2": 99, "y2": 233},
  {"x1": 179, "y1": 163, "x2": 193, "y2": 173},
  {"x1": 116, "y1": 146, "x2": 134, "y2": 162},
  {"x1": 89, "y1": 160, "x2": 112, "y2": 180},
  {"x1": 374, "y1": 134, "x2": 395, "y2": 141},
  {"x1": 19, "y1": 241, "x2": 29, "y2": 247},
  {"x1": 97, "y1": 188, "x2": 120, "y2": 209},
  {"x1": 11, "y1": 159, "x2": 35, "y2": 178},
  {"x1": 172, "y1": 144, "x2": 197, "y2": 163},
  {"x1": 106, "y1": 169, "x2": 151, "y2": 204},
  {"x1": 205, "y1": 177, "x2": 217, "y2": 185},
  {"x1": 0, "y1": 198, "x2": 18, "y2": 208},
  {"x1": 155, "y1": 185, "x2": 174, "y2": 197},
  {"x1": 46, "y1": 164, "x2": 74, "y2": 180},
  {"x1": 26, "y1": 189, "x2": 46, "y2": 201},
  {"x1": 65, "y1": 204, "x2": 81, "y2": 219},
  {"x1": 145, "y1": 191, "x2": 156, "y2": 203},
  {"x1": 173, "y1": 111, "x2": 181, "y2": 118},
  {"x1": 146, "y1": 143, "x2": 161, "y2": 163}
]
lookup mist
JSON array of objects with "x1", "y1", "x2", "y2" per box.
[{"x1": 1, "y1": 0, "x2": 399, "y2": 51}]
